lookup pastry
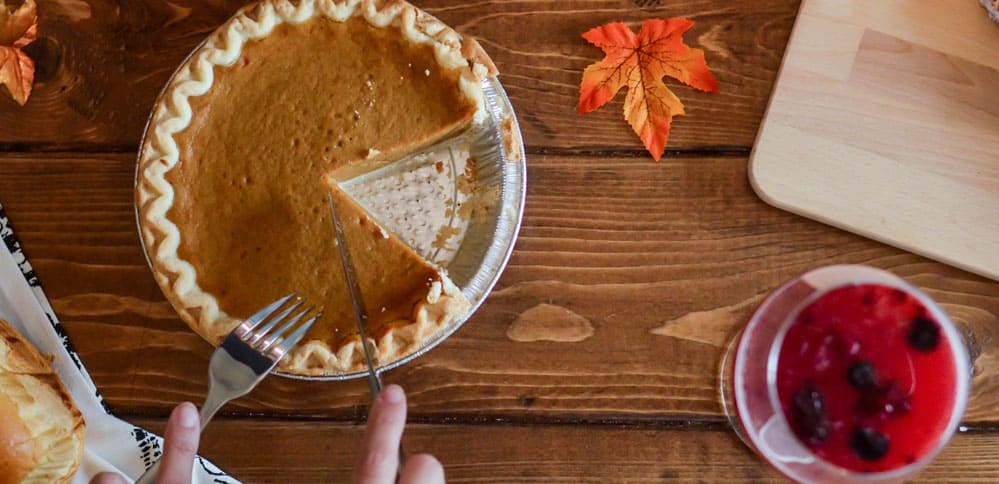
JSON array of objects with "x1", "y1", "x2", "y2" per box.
[{"x1": 0, "y1": 318, "x2": 85, "y2": 484}]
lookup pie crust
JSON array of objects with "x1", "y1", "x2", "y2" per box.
[{"x1": 137, "y1": 0, "x2": 494, "y2": 374}]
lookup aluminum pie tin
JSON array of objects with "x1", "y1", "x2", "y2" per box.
[
  {"x1": 984, "y1": 0, "x2": 999, "y2": 25},
  {"x1": 135, "y1": 41, "x2": 526, "y2": 381}
]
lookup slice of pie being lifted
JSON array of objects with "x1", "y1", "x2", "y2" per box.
[{"x1": 137, "y1": 0, "x2": 496, "y2": 375}]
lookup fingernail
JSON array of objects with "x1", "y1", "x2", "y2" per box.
[
  {"x1": 381, "y1": 384, "x2": 404, "y2": 404},
  {"x1": 93, "y1": 472, "x2": 129, "y2": 484},
  {"x1": 177, "y1": 402, "x2": 200, "y2": 428}
]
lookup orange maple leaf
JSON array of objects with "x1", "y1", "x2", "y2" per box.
[
  {"x1": 0, "y1": 0, "x2": 37, "y2": 106},
  {"x1": 578, "y1": 19, "x2": 718, "y2": 161}
]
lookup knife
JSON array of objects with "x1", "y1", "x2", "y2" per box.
[
  {"x1": 326, "y1": 191, "x2": 383, "y2": 397},
  {"x1": 328, "y1": 192, "x2": 409, "y2": 477}
]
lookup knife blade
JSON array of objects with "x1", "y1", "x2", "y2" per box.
[
  {"x1": 326, "y1": 192, "x2": 383, "y2": 397},
  {"x1": 327, "y1": 192, "x2": 407, "y2": 475}
]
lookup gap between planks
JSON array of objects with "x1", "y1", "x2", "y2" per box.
[
  {"x1": 0, "y1": 145, "x2": 752, "y2": 158},
  {"x1": 106, "y1": 407, "x2": 999, "y2": 436},
  {"x1": 109, "y1": 409, "x2": 737, "y2": 429}
]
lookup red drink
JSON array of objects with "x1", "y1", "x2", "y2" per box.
[
  {"x1": 723, "y1": 266, "x2": 969, "y2": 483},
  {"x1": 776, "y1": 284, "x2": 958, "y2": 473}
]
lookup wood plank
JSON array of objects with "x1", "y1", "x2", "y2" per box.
[
  {"x1": 1, "y1": 153, "x2": 998, "y2": 423},
  {"x1": 4, "y1": 0, "x2": 798, "y2": 150},
  {"x1": 127, "y1": 418, "x2": 999, "y2": 482}
]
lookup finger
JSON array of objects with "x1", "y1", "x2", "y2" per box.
[
  {"x1": 352, "y1": 384, "x2": 407, "y2": 484},
  {"x1": 399, "y1": 454, "x2": 445, "y2": 484},
  {"x1": 89, "y1": 472, "x2": 128, "y2": 484},
  {"x1": 157, "y1": 402, "x2": 201, "y2": 484}
]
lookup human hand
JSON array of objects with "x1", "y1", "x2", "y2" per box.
[
  {"x1": 352, "y1": 384, "x2": 445, "y2": 484},
  {"x1": 90, "y1": 402, "x2": 201, "y2": 484}
]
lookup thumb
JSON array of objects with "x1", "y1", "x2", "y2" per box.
[{"x1": 157, "y1": 402, "x2": 201, "y2": 484}]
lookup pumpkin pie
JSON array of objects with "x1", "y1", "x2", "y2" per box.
[{"x1": 137, "y1": 0, "x2": 496, "y2": 375}]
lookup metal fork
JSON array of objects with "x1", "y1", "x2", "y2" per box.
[{"x1": 135, "y1": 294, "x2": 321, "y2": 484}]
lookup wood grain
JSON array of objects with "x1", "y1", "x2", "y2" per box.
[
  {"x1": 127, "y1": 418, "x2": 999, "y2": 482},
  {"x1": 750, "y1": 0, "x2": 999, "y2": 280},
  {"x1": 2, "y1": 0, "x2": 798, "y2": 151},
  {"x1": 5, "y1": 1, "x2": 999, "y2": 480},
  {"x1": 2, "y1": 152, "x2": 997, "y2": 424}
]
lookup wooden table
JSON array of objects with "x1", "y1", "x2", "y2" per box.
[{"x1": 3, "y1": 0, "x2": 998, "y2": 481}]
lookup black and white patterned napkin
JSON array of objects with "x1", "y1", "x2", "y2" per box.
[{"x1": 0, "y1": 201, "x2": 237, "y2": 483}]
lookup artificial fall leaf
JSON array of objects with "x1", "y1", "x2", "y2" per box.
[
  {"x1": 578, "y1": 18, "x2": 718, "y2": 161},
  {"x1": 0, "y1": 0, "x2": 37, "y2": 106}
]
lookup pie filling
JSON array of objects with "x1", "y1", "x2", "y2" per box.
[{"x1": 161, "y1": 13, "x2": 481, "y2": 372}]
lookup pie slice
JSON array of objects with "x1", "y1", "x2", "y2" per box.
[{"x1": 137, "y1": 0, "x2": 496, "y2": 375}]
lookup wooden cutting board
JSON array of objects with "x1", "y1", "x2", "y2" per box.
[{"x1": 750, "y1": 0, "x2": 999, "y2": 280}]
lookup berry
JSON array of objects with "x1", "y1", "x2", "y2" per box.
[
  {"x1": 847, "y1": 361, "x2": 877, "y2": 390},
  {"x1": 850, "y1": 427, "x2": 890, "y2": 461},
  {"x1": 791, "y1": 383, "x2": 829, "y2": 445},
  {"x1": 908, "y1": 316, "x2": 940, "y2": 352}
]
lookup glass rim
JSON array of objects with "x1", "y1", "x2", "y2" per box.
[
  {"x1": 723, "y1": 264, "x2": 972, "y2": 482},
  {"x1": 753, "y1": 270, "x2": 972, "y2": 481}
]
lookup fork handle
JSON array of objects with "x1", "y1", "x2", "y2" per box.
[
  {"x1": 199, "y1": 384, "x2": 229, "y2": 428},
  {"x1": 135, "y1": 460, "x2": 162, "y2": 484},
  {"x1": 134, "y1": 391, "x2": 230, "y2": 484}
]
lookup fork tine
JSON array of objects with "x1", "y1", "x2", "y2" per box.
[
  {"x1": 258, "y1": 306, "x2": 314, "y2": 352},
  {"x1": 270, "y1": 312, "x2": 322, "y2": 357},
  {"x1": 244, "y1": 293, "x2": 296, "y2": 331},
  {"x1": 247, "y1": 299, "x2": 303, "y2": 344}
]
